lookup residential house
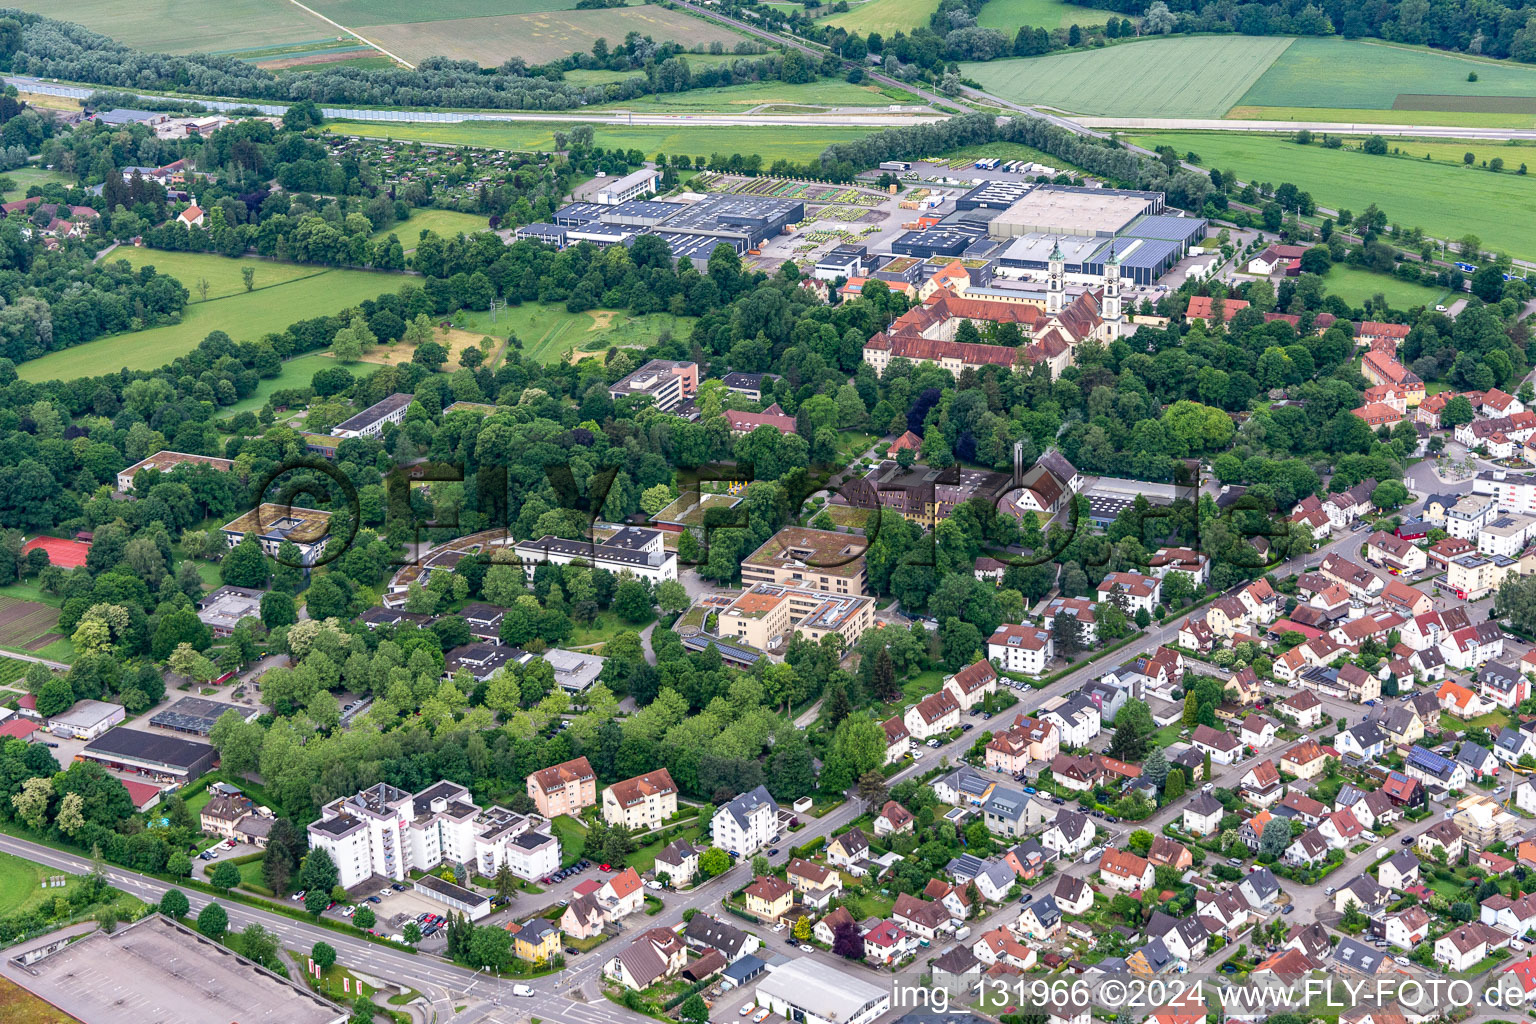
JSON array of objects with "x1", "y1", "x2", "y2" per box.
[
  {"x1": 882, "y1": 717, "x2": 912, "y2": 765},
  {"x1": 1481, "y1": 893, "x2": 1536, "y2": 937},
  {"x1": 893, "y1": 893, "x2": 952, "y2": 940},
  {"x1": 1192, "y1": 724, "x2": 1243, "y2": 765},
  {"x1": 1480, "y1": 662, "x2": 1529, "y2": 710},
  {"x1": 787, "y1": 858, "x2": 841, "y2": 909},
  {"x1": 986, "y1": 716, "x2": 1058, "y2": 773},
  {"x1": 1041, "y1": 695, "x2": 1101, "y2": 749},
  {"x1": 827, "y1": 828, "x2": 869, "y2": 872},
  {"x1": 1240, "y1": 759, "x2": 1284, "y2": 807},
  {"x1": 710, "y1": 785, "x2": 780, "y2": 857},
  {"x1": 743, "y1": 875, "x2": 794, "y2": 921},
  {"x1": 981, "y1": 789, "x2": 1029, "y2": 839},
  {"x1": 1041, "y1": 810, "x2": 1095, "y2": 857},
  {"x1": 813, "y1": 907, "x2": 859, "y2": 947},
  {"x1": 1418, "y1": 820, "x2": 1465, "y2": 861},
  {"x1": 1054, "y1": 874, "x2": 1094, "y2": 916},
  {"x1": 1148, "y1": 836, "x2": 1192, "y2": 871},
  {"x1": 1384, "y1": 906, "x2": 1431, "y2": 950},
  {"x1": 1405, "y1": 745, "x2": 1471, "y2": 791},
  {"x1": 875, "y1": 800, "x2": 915, "y2": 836},
  {"x1": 1367, "y1": 531, "x2": 1427, "y2": 573},
  {"x1": 1336, "y1": 721, "x2": 1388, "y2": 760},
  {"x1": 1378, "y1": 851, "x2": 1421, "y2": 892},
  {"x1": 1017, "y1": 895, "x2": 1062, "y2": 940},
  {"x1": 653, "y1": 840, "x2": 700, "y2": 888},
  {"x1": 527, "y1": 757, "x2": 598, "y2": 817},
  {"x1": 1280, "y1": 740, "x2": 1331, "y2": 780},
  {"x1": 1098, "y1": 849, "x2": 1154, "y2": 893},
  {"x1": 1285, "y1": 829, "x2": 1330, "y2": 867},
  {"x1": 943, "y1": 659, "x2": 999, "y2": 711},
  {"x1": 904, "y1": 689, "x2": 962, "y2": 741},
  {"x1": 863, "y1": 920, "x2": 917, "y2": 966},
  {"x1": 987, "y1": 622, "x2": 1054, "y2": 675},
  {"x1": 1095, "y1": 572, "x2": 1162, "y2": 615},
  {"x1": 1182, "y1": 793, "x2": 1225, "y2": 836},
  {"x1": 1276, "y1": 691, "x2": 1324, "y2": 730},
  {"x1": 684, "y1": 914, "x2": 761, "y2": 963},
  {"x1": 602, "y1": 769, "x2": 678, "y2": 831},
  {"x1": 1436, "y1": 922, "x2": 1509, "y2": 972}
]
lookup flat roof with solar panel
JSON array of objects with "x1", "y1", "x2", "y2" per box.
[{"x1": 149, "y1": 696, "x2": 257, "y2": 736}]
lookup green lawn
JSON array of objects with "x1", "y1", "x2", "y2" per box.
[
  {"x1": 824, "y1": 0, "x2": 942, "y2": 35},
  {"x1": 446, "y1": 304, "x2": 692, "y2": 366},
  {"x1": 0, "y1": 849, "x2": 143, "y2": 920},
  {"x1": 1440, "y1": 710, "x2": 1512, "y2": 733},
  {"x1": 1239, "y1": 37, "x2": 1536, "y2": 112},
  {"x1": 334, "y1": 120, "x2": 880, "y2": 164},
  {"x1": 551, "y1": 815, "x2": 588, "y2": 867},
  {"x1": 842, "y1": 891, "x2": 896, "y2": 918},
  {"x1": 1323, "y1": 265, "x2": 1449, "y2": 310},
  {"x1": 19, "y1": 266, "x2": 411, "y2": 381},
  {"x1": 106, "y1": 248, "x2": 323, "y2": 300},
  {"x1": 976, "y1": 0, "x2": 1121, "y2": 30},
  {"x1": 1126, "y1": 130, "x2": 1536, "y2": 261},
  {"x1": 964, "y1": 36, "x2": 1296, "y2": 117},
  {"x1": 374, "y1": 208, "x2": 493, "y2": 244},
  {"x1": 568, "y1": 610, "x2": 654, "y2": 649},
  {"x1": 627, "y1": 824, "x2": 705, "y2": 875},
  {"x1": 220, "y1": 352, "x2": 338, "y2": 418},
  {"x1": 0, "y1": 165, "x2": 71, "y2": 202}
]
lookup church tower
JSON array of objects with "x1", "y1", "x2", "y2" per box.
[
  {"x1": 1046, "y1": 240, "x2": 1065, "y2": 315},
  {"x1": 1102, "y1": 247, "x2": 1123, "y2": 339}
]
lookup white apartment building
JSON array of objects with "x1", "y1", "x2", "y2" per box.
[
  {"x1": 1447, "y1": 494, "x2": 1498, "y2": 540},
  {"x1": 308, "y1": 781, "x2": 559, "y2": 890},
  {"x1": 1475, "y1": 471, "x2": 1536, "y2": 516},
  {"x1": 987, "y1": 623, "x2": 1054, "y2": 675},
  {"x1": 1479, "y1": 513, "x2": 1536, "y2": 558},
  {"x1": 710, "y1": 784, "x2": 780, "y2": 857}
]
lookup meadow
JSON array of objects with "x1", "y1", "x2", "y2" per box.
[
  {"x1": 221, "y1": 352, "x2": 338, "y2": 417},
  {"x1": 106, "y1": 249, "x2": 323, "y2": 300},
  {"x1": 4, "y1": 0, "x2": 337, "y2": 57},
  {"x1": 824, "y1": 0, "x2": 943, "y2": 36},
  {"x1": 1322, "y1": 265, "x2": 1450, "y2": 310},
  {"x1": 593, "y1": 78, "x2": 911, "y2": 113},
  {"x1": 963, "y1": 36, "x2": 1295, "y2": 117},
  {"x1": 976, "y1": 0, "x2": 1122, "y2": 31},
  {"x1": 0, "y1": 166, "x2": 72, "y2": 202},
  {"x1": 1128, "y1": 131, "x2": 1536, "y2": 260},
  {"x1": 449, "y1": 305, "x2": 694, "y2": 365},
  {"x1": 19, "y1": 264, "x2": 410, "y2": 381},
  {"x1": 303, "y1": 0, "x2": 610, "y2": 24},
  {"x1": 373, "y1": 208, "x2": 493, "y2": 245},
  {"x1": 1238, "y1": 37, "x2": 1536, "y2": 113},
  {"x1": 333, "y1": 120, "x2": 878, "y2": 163},
  {"x1": 363, "y1": 7, "x2": 741, "y2": 66}
]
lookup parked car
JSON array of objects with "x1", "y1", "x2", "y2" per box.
[
  {"x1": 753, "y1": 1009, "x2": 772, "y2": 1023},
  {"x1": 739, "y1": 1004, "x2": 756, "y2": 1017},
  {"x1": 367, "y1": 896, "x2": 381, "y2": 904},
  {"x1": 291, "y1": 890, "x2": 307, "y2": 902},
  {"x1": 1400, "y1": 835, "x2": 1415, "y2": 845},
  {"x1": 1052, "y1": 797, "x2": 1065, "y2": 805},
  {"x1": 1281, "y1": 905, "x2": 1294, "y2": 915},
  {"x1": 1019, "y1": 894, "x2": 1033, "y2": 905},
  {"x1": 767, "y1": 848, "x2": 779, "y2": 857},
  {"x1": 1022, "y1": 786, "x2": 1036, "y2": 794},
  {"x1": 600, "y1": 864, "x2": 612, "y2": 872}
]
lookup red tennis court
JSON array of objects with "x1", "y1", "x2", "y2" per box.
[{"x1": 22, "y1": 535, "x2": 91, "y2": 568}]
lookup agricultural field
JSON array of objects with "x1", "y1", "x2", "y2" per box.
[
  {"x1": 362, "y1": 7, "x2": 742, "y2": 66},
  {"x1": 963, "y1": 36, "x2": 1295, "y2": 117},
  {"x1": 336, "y1": 120, "x2": 878, "y2": 164},
  {"x1": 303, "y1": 0, "x2": 609, "y2": 23},
  {"x1": 1237, "y1": 37, "x2": 1536, "y2": 121},
  {"x1": 0, "y1": 595, "x2": 63, "y2": 656},
  {"x1": 18, "y1": 265, "x2": 410, "y2": 381},
  {"x1": 1127, "y1": 130, "x2": 1536, "y2": 261},
  {"x1": 1322, "y1": 265, "x2": 1450, "y2": 310},
  {"x1": 3, "y1": 0, "x2": 346, "y2": 59},
  {"x1": 824, "y1": 0, "x2": 942, "y2": 35},
  {"x1": 976, "y1": 0, "x2": 1122, "y2": 31},
  {"x1": 107, "y1": 249, "x2": 322, "y2": 300}
]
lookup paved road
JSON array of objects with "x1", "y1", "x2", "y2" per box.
[{"x1": 1076, "y1": 116, "x2": 1536, "y2": 141}]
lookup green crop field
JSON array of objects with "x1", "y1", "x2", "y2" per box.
[
  {"x1": 107, "y1": 249, "x2": 323, "y2": 300},
  {"x1": 1322, "y1": 266, "x2": 1450, "y2": 310},
  {"x1": 1238, "y1": 37, "x2": 1536, "y2": 112},
  {"x1": 1129, "y1": 131, "x2": 1536, "y2": 260},
  {"x1": 19, "y1": 265, "x2": 410, "y2": 381},
  {"x1": 976, "y1": 0, "x2": 1121, "y2": 31},
  {"x1": 4, "y1": 0, "x2": 339, "y2": 56},
  {"x1": 363, "y1": 7, "x2": 741, "y2": 66},
  {"x1": 335, "y1": 119, "x2": 877, "y2": 163},
  {"x1": 825, "y1": 0, "x2": 943, "y2": 35},
  {"x1": 1225, "y1": 106, "x2": 1536, "y2": 128},
  {"x1": 963, "y1": 36, "x2": 1296, "y2": 117}
]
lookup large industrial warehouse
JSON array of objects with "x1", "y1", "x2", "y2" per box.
[
  {"x1": 753, "y1": 959, "x2": 890, "y2": 1024},
  {"x1": 540, "y1": 192, "x2": 804, "y2": 266}
]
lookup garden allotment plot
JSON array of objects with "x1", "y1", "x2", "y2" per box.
[{"x1": 962, "y1": 36, "x2": 1295, "y2": 117}]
